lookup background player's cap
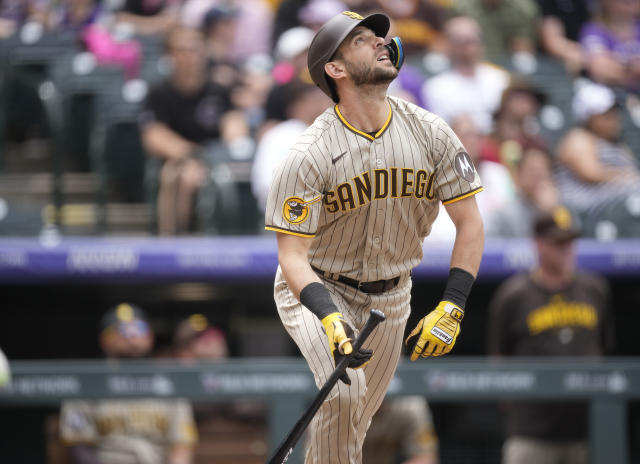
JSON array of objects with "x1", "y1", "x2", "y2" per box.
[
  {"x1": 533, "y1": 206, "x2": 580, "y2": 242},
  {"x1": 307, "y1": 11, "x2": 390, "y2": 102},
  {"x1": 100, "y1": 302, "x2": 150, "y2": 338}
]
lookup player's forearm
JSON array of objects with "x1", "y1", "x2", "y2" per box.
[
  {"x1": 276, "y1": 233, "x2": 322, "y2": 299},
  {"x1": 448, "y1": 205, "x2": 484, "y2": 278},
  {"x1": 142, "y1": 123, "x2": 200, "y2": 161}
]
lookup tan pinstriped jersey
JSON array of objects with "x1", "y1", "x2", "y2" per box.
[{"x1": 265, "y1": 95, "x2": 483, "y2": 282}]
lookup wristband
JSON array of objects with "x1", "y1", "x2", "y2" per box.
[
  {"x1": 300, "y1": 282, "x2": 338, "y2": 320},
  {"x1": 441, "y1": 267, "x2": 475, "y2": 309}
]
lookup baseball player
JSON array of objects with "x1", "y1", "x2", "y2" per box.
[{"x1": 265, "y1": 11, "x2": 485, "y2": 464}]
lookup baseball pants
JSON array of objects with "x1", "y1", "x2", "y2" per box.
[{"x1": 274, "y1": 266, "x2": 413, "y2": 464}]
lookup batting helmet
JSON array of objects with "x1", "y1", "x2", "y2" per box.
[{"x1": 307, "y1": 11, "x2": 390, "y2": 103}]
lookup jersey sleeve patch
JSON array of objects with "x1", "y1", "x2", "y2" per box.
[
  {"x1": 454, "y1": 152, "x2": 475, "y2": 182},
  {"x1": 282, "y1": 195, "x2": 321, "y2": 224}
]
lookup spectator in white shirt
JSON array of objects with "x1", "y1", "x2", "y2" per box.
[
  {"x1": 421, "y1": 15, "x2": 511, "y2": 134},
  {"x1": 251, "y1": 80, "x2": 330, "y2": 212}
]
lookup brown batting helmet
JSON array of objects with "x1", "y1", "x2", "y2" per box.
[{"x1": 307, "y1": 11, "x2": 390, "y2": 103}]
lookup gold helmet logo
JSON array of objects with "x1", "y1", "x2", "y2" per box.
[{"x1": 342, "y1": 11, "x2": 364, "y2": 20}]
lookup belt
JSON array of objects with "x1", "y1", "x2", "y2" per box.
[{"x1": 311, "y1": 265, "x2": 400, "y2": 294}]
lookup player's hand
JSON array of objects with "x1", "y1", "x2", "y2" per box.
[
  {"x1": 405, "y1": 301, "x2": 464, "y2": 360},
  {"x1": 321, "y1": 312, "x2": 373, "y2": 384}
]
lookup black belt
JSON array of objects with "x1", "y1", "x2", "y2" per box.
[{"x1": 311, "y1": 265, "x2": 400, "y2": 294}]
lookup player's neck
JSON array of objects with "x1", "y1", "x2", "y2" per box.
[
  {"x1": 531, "y1": 267, "x2": 573, "y2": 291},
  {"x1": 336, "y1": 92, "x2": 390, "y2": 134}
]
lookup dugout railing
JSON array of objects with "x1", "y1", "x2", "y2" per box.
[{"x1": 1, "y1": 358, "x2": 638, "y2": 464}]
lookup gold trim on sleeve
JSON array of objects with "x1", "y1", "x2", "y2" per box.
[
  {"x1": 442, "y1": 187, "x2": 484, "y2": 205},
  {"x1": 265, "y1": 226, "x2": 316, "y2": 238}
]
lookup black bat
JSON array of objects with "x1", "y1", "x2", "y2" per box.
[{"x1": 266, "y1": 309, "x2": 386, "y2": 464}]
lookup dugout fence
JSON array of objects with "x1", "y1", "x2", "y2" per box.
[{"x1": 1, "y1": 357, "x2": 638, "y2": 464}]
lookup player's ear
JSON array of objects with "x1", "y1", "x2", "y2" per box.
[{"x1": 325, "y1": 60, "x2": 345, "y2": 80}]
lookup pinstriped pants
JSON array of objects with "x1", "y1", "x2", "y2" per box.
[{"x1": 274, "y1": 266, "x2": 413, "y2": 464}]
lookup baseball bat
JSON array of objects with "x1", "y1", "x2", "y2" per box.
[{"x1": 266, "y1": 309, "x2": 386, "y2": 464}]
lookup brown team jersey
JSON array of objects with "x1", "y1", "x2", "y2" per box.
[
  {"x1": 488, "y1": 271, "x2": 614, "y2": 440},
  {"x1": 265, "y1": 96, "x2": 483, "y2": 282}
]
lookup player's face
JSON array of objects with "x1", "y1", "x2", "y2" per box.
[
  {"x1": 337, "y1": 27, "x2": 398, "y2": 86},
  {"x1": 536, "y1": 237, "x2": 576, "y2": 277}
]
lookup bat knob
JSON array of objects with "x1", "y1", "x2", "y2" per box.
[{"x1": 370, "y1": 309, "x2": 386, "y2": 322}]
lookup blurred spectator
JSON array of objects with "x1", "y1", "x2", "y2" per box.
[
  {"x1": 59, "y1": 303, "x2": 198, "y2": 464},
  {"x1": 536, "y1": 0, "x2": 592, "y2": 74},
  {"x1": 271, "y1": 0, "x2": 308, "y2": 45},
  {"x1": 0, "y1": 346, "x2": 10, "y2": 388},
  {"x1": 486, "y1": 139, "x2": 560, "y2": 237},
  {"x1": 201, "y1": 5, "x2": 238, "y2": 63},
  {"x1": 229, "y1": 53, "x2": 274, "y2": 134},
  {"x1": 115, "y1": 0, "x2": 181, "y2": 36},
  {"x1": 555, "y1": 80, "x2": 640, "y2": 222},
  {"x1": 139, "y1": 25, "x2": 241, "y2": 235},
  {"x1": 172, "y1": 314, "x2": 228, "y2": 362},
  {"x1": 44, "y1": 0, "x2": 103, "y2": 33},
  {"x1": 36, "y1": 0, "x2": 143, "y2": 79},
  {"x1": 169, "y1": 314, "x2": 268, "y2": 464},
  {"x1": 181, "y1": 0, "x2": 273, "y2": 62},
  {"x1": 426, "y1": 114, "x2": 516, "y2": 241},
  {"x1": 422, "y1": 15, "x2": 511, "y2": 134},
  {"x1": 375, "y1": 0, "x2": 449, "y2": 57},
  {"x1": 264, "y1": 25, "x2": 315, "y2": 124},
  {"x1": 297, "y1": 0, "x2": 348, "y2": 31},
  {"x1": 579, "y1": 0, "x2": 640, "y2": 93},
  {"x1": 453, "y1": 0, "x2": 540, "y2": 62},
  {"x1": 252, "y1": 80, "x2": 330, "y2": 212},
  {"x1": 362, "y1": 395, "x2": 439, "y2": 464},
  {"x1": 488, "y1": 207, "x2": 615, "y2": 464},
  {"x1": 0, "y1": 0, "x2": 46, "y2": 37},
  {"x1": 480, "y1": 80, "x2": 546, "y2": 165}
]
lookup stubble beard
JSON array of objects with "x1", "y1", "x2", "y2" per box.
[{"x1": 345, "y1": 59, "x2": 398, "y2": 87}]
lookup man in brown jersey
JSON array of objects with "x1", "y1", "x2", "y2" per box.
[
  {"x1": 488, "y1": 207, "x2": 614, "y2": 464},
  {"x1": 264, "y1": 11, "x2": 484, "y2": 463}
]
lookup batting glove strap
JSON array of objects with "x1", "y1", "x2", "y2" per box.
[{"x1": 441, "y1": 301, "x2": 464, "y2": 322}]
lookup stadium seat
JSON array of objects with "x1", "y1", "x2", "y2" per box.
[
  {"x1": 50, "y1": 51, "x2": 125, "y2": 172},
  {"x1": 195, "y1": 139, "x2": 262, "y2": 235},
  {"x1": 90, "y1": 79, "x2": 150, "y2": 232},
  {"x1": 0, "y1": 25, "x2": 80, "y2": 162}
]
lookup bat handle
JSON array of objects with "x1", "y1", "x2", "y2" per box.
[{"x1": 351, "y1": 309, "x2": 385, "y2": 352}]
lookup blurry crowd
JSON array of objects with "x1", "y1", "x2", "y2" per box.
[{"x1": 0, "y1": 0, "x2": 638, "y2": 239}]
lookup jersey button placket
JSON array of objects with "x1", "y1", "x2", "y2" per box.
[{"x1": 363, "y1": 144, "x2": 383, "y2": 280}]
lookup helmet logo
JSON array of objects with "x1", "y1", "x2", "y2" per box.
[{"x1": 342, "y1": 11, "x2": 364, "y2": 20}]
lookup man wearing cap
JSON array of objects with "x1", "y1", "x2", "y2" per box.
[
  {"x1": 488, "y1": 207, "x2": 614, "y2": 464},
  {"x1": 264, "y1": 10, "x2": 484, "y2": 463},
  {"x1": 59, "y1": 303, "x2": 198, "y2": 464}
]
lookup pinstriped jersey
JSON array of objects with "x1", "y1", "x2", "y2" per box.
[{"x1": 265, "y1": 95, "x2": 483, "y2": 282}]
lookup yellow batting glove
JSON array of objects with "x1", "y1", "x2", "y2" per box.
[
  {"x1": 321, "y1": 312, "x2": 373, "y2": 384},
  {"x1": 321, "y1": 312, "x2": 353, "y2": 358},
  {"x1": 405, "y1": 301, "x2": 464, "y2": 360}
]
